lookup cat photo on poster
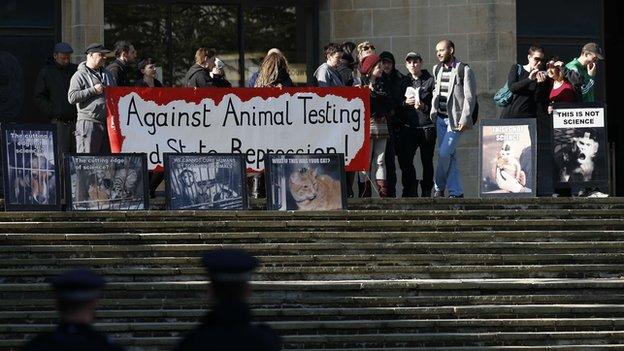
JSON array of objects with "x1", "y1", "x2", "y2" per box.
[{"x1": 265, "y1": 153, "x2": 347, "y2": 211}]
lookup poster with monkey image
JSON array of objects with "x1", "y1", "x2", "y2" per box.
[
  {"x1": 164, "y1": 153, "x2": 247, "y2": 210},
  {"x1": 551, "y1": 103, "x2": 608, "y2": 191},
  {"x1": 479, "y1": 119, "x2": 536, "y2": 198},
  {"x1": 265, "y1": 153, "x2": 347, "y2": 211}
]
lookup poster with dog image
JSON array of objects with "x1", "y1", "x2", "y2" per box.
[
  {"x1": 265, "y1": 153, "x2": 347, "y2": 211},
  {"x1": 552, "y1": 104, "x2": 608, "y2": 190},
  {"x1": 65, "y1": 154, "x2": 148, "y2": 211},
  {"x1": 164, "y1": 153, "x2": 247, "y2": 210},
  {"x1": 1, "y1": 124, "x2": 61, "y2": 211},
  {"x1": 479, "y1": 119, "x2": 536, "y2": 198}
]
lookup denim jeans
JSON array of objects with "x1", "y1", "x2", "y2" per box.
[{"x1": 434, "y1": 116, "x2": 463, "y2": 196}]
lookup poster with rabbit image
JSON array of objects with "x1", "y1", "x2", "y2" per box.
[
  {"x1": 65, "y1": 154, "x2": 148, "y2": 211},
  {"x1": 265, "y1": 153, "x2": 347, "y2": 211},
  {"x1": 1, "y1": 124, "x2": 61, "y2": 211},
  {"x1": 551, "y1": 103, "x2": 609, "y2": 192},
  {"x1": 479, "y1": 119, "x2": 536, "y2": 198},
  {"x1": 164, "y1": 153, "x2": 247, "y2": 210}
]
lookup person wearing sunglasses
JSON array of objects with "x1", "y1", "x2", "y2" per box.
[{"x1": 500, "y1": 45, "x2": 549, "y2": 119}]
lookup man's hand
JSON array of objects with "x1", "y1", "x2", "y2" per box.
[
  {"x1": 457, "y1": 124, "x2": 468, "y2": 132},
  {"x1": 94, "y1": 84, "x2": 104, "y2": 94},
  {"x1": 528, "y1": 69, "x2": 539, "y2": 80},
  {"x1": 405, "y1": 96, "x2": 416, "y2": 106},
  {"x1": 588, "y1": 62, "x2": 597, "y2": 77}
]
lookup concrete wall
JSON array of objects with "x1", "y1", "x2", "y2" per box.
[
  {"x1": 320, "y1": 0, "x2": 517, "y2": 197},
  {"x1": 61, "y1": 0, "x2": 105, "y2": 63}
]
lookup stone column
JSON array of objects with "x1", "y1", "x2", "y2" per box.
[{"x1": 61, "y1": 0, "x2": 105, "y2": 63}]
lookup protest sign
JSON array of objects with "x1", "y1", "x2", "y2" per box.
[{"x1": 106, "y1": 87, "x2": 370, "y2": 172}]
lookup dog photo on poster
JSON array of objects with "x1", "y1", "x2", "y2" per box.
[
  {"x1": 552, "y1": 105, "x2": 608, "y2": 189},
  {"x1": 65, "y1": 154, "x2": 148, "y2": 211},
  {"x1": 265, "y1": 153, "x2": 346, "y2": 211},
  {"x1": 479, "y1": 119, "x2": 536, "y2": 198},
  {"x1": 1, "y1": 124, "x2": 61, "y2": 211},
  {"x1": 164, "y1": 153, "x2": 247, "y2": 210}
]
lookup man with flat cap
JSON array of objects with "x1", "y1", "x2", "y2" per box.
[
  {"x1": 175, "y1": 249, "x2": 281, "y2": 351},
  {"x1": 34, "y1": 42, "x2": 78, "y2": 154},
  {"x1": 68, "y1": 43, "x2": 116, "y2": 155},
  {"x1": 565, "y1": 42, "x2": 605, "y2": 102},
  {"x1": 21, "y1": 269, "x2": 124, "y2": 351}
]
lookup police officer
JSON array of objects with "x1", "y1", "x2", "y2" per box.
[
  {"x1": 21, "y1": 269, "x2": 124, "y2": 351},
  {"x1": 175, "y1": 249, "x2": 281, "y2": 351}
]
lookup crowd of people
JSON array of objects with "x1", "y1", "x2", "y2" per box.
[{"x1": 32, "y1": 38, "x2": 604, "y2": 198}]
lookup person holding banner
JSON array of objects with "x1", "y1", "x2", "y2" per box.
[
  {"x1": 68, "y1": 43, "x2": 116, "y2": 154},
  {"x1": 185, "y1": 47, "x2": 230, "y2": 88},
  {"x1": 360, "y1": 53, "x2": 392, "y2": 197}
]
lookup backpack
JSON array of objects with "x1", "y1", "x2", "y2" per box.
[
  {"x1": 434, "y1": 62, "x2": 479, "y2": 125},
  {"x1": 493, "y1": 64, "x2": 522, "y2": 107}
]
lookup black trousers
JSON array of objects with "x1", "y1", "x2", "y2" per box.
[
  {"x1": 395, "y1": 126, "x2": 436, "y2": 197},
  {"x1": 384, "y1": 131, "x2": 397, "y2": 197}
]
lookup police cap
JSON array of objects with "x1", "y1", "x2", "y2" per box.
[
  {"x1": 51, "y1": 269, "x2": 106, "y2": 301},
  {"x1": 202, "y1": 249, "x2": 260, "y2": 282}
]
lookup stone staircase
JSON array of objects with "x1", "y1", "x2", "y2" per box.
[{"x1": 1, "y1": 198, "x2": 624, "y2": 350}]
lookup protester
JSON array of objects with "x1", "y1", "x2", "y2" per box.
[
  {"x1": 175, "y1": 249, "x2": 281, "y2": 351},
  {"x1": 356, "y1": 41, "x2": 375, "y2": 61},
  {"x1": 547, "y1": 57, "x2": 577, "y2": 111},
  {"x1": 135, "y1": 58, "x2": 163, "y2": 87},
  {"x1": 430, "y1": 40, "x2": 477, "y2": 198},
  {"x1": 313, "y1": 43, "x2": 344, "y2": 87},
  {"x1": 337, "y1": 50, "x2": 356, "y2": 87},
  {"x1": 339, "y1": 42, "x2": 359, "y2": 197},
  {"x1": 565, "y1": 42, "x2": 604, "y2": 102},
  {"x1": 68, "y1": 43, "x2": 115, "y2": 154},
  {"x1": 379, "y1": 51, "x2": 404, "y2": 197},
  {"x1": 500, "y1": 46, "x2": 548, "y2": 119},
  {"x1": 106, "y1": 40, "x2": 137, "y2": 87},
  {"x1": 253, "y1": 52, "x2": 293, "y2": 87},
  {"x1": 359, "y1": 54, "x2": 392, "y2": 197},
  {"x1": 20, "y1": 269, "x2": 124, "y2": 351},
  {"x1": 247, "y1": 48, "x2": 292, "y2": 87},
  {"x1": 185, "y1": 48, "x2": 230, "y2": 88},
  {"x1": 34, "y1": 42, "x2": 78, "y2": 154},
  {"x1": 397, "y1": 52, "x2": 436, "y2": 197}
]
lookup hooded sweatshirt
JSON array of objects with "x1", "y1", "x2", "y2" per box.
[{"x1": 67, "y1": 61, "x2": 115, "y2": 123}]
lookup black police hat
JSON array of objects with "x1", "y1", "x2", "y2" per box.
[
  {"x1": 84, "y1": 43, "x2": 111, "y2": 55},
  {"x1": 51, "y1": 269, "x2": 106, "y2": 301},
  {"x1": 202, "y1": 249, "x2": 260, "y2": 282}
]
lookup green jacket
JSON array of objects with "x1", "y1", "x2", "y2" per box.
[{"x1": 565, "y1": 58, "x2": 595, "y2": 102}]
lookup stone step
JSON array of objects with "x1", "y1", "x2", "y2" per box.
[
  {"x1": 2, "y1": 218, "x2": 624, "y2": 233},
  {"x1": 2, "y1": 264, "x2": 623, "y2": 282},
  {"x1": 295, "y1": 347, "x2": 624, "y2": 351},
  {"x1": 2, "y1": 208, "x2": 624, "y2": 222},
  {"x1": 2, "y1": 253, "x2": 622, "y2": 266},
  {"x1": 4, "y1": 230, "x2": 624, "y2": 243},
  {"x1": 4, "y1": 331, "x2": 624, "y2": 349},
  {"x1": 3, "y1": 293, "x2": 624, "y2": 310}
]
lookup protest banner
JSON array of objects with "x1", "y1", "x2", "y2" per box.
[
  {"x1": 105, "y1": 87, "x2": 370, "y2": 172},
  {"x1": 551, "y1": 103, "x2": 609, "y2": 192},
  {"x1": 478, "y1": 119, "x2": 536, "y2": 198}
]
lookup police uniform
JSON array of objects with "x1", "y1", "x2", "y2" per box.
[
  {"x1": 20, "y1": 269, "x2": 125, "y2": 351},
  {"x1": 175, "y1": 249, "x2": 281, "y2": 351}
]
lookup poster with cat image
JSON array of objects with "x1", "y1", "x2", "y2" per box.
[
  {"x1": 1, "y1": 124, "x2": 61, "y2": 211},
  {"x1": 164, "y1": 153, "x2": 247, "y2": 210},
  {"x1": 551, "y1": 103, "x2": 609, "y2": 192},
  {"x1": 65, "y1": 154, "x2": 148, "y2": 211},
  {"x1": 265, "y1": 153, "x2": 347, "y2": 211},
  {"x1": 478, "y1": 119, "x2": 536, "y2": 198}
]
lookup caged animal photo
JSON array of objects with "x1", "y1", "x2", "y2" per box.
[
  {"x1": 267, "y1": 154, "x2": 346, "y2": 211},
  {"x1": 68, "y1": 155, "x2": 146, "y2": 210},
  {"x1": 554, "y1": 130, "x2": 603, "y2": 183}
]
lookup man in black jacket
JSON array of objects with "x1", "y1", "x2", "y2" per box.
[
  {"x1": 34, "y1": 42, "x2": 78, "y2": 153},
  {"x1": 397, "y1": 52, "x2": 436, "y2": 197},
  {"x1": 175, "y1": 249, "x2": 281, "y2": 351},
  {"x1": 106, "y1": 41, "x2": 137, "y2": 87}
]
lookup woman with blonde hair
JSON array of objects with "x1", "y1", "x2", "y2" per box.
[{"x1": 254, "y1": 52, "x2": 293, "y2": 87}]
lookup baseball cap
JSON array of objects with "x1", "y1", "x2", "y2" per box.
[
  {"x1": 582, "y1": 43, "x2": 604, "y2": 60},
  {"x1": 405, "y1": 52, "x2": 423, "y2": 61},
  {"x1": 84, "y1": 43, "x2": 111, "y2": 54},
  {"x1": 53, "y1": 42, "x2": 73, "y2": 54}
]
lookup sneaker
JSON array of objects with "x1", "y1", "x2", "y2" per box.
[
  {"x1": 434, "y1": 190, "x2": 445, "y2": 198},
  {"x1": 448, "y1": 194, "x2": 464, "y2": 198}
]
